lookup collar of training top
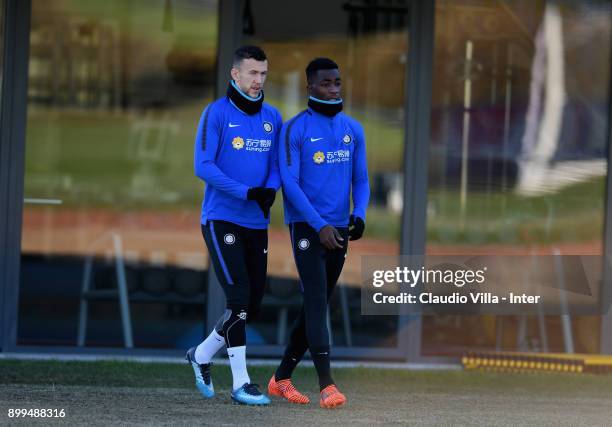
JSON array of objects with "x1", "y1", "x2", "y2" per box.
[
  {"x1": 307, "y1": 96, "x2": 343, "y2": 117},
  {"x1": 227, "y1": 80, "x2": 264, "y2": 115}
]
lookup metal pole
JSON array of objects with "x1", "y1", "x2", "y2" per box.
[
  {"x1": 113, "y1": 233, "x2": 133, "y2": 348},
  {"x1": 77, "y1": 257, "x2": 93, "y2": 346},
  {"x1": 554, "y1": 248, "x2": 574, "y2": 353}
]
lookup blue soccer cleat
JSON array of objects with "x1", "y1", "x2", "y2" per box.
[
  {"x1": 231, "y1": 383, "x2": 271, "y2": 406},
  {"x1": 185, "y1": 347, "x2": 214, "y2": 398}
]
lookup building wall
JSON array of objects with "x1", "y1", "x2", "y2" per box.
[{"x1": 1, "y1": 0, "x2": 611, "y2": 359}]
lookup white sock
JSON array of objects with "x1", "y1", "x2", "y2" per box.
[
  {"x1": 194, "y1": 330, "x2": 225, "y2": 364},
  {"x1": 227, "y1": 345, "x2": 250, "y2": 390}
]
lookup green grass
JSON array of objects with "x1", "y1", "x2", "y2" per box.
[
  {"x1": 1, "y1": 359, "x2": 611, "y2": 398},
  {"x1": 2, "y1": 360, "x2": 612, "y2": 425}
]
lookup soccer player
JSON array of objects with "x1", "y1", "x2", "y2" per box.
[
  {"x1": 268, "y1": 58, "x2": 369, "y2": 408},
  {"x1": 186, "y1": 45, "x2": 281, "y2": 406}
]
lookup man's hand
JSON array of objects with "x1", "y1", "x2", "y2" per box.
[
  {"x1": 247, "y1": 187, "x2": 276, "y2": 219},
  {"x1": 348, "y1": 215, "x2": 365, "y2": 241},
  {"x1": 319, "y1": 225, "x2": 344, "y2": 250}
]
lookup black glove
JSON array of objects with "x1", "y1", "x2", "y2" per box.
[
  {"x1": 247, "y1": 187, "x2": 276, "y2": 219},
  {"x1": 348, "y1": 214, "x2": 365, "y2": 241}
]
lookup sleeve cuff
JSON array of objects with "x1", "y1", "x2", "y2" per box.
[
  {"x1": 353, "y1": 210, "x2": 366, "y2": 222},
  {"x1": 311, "y1": 218, "x2": 328, "y2": 233},
  {"x1": 238, "y1": 185, "x2": 250, "y2": 200},
  {"x1": 265, "y1": 178, "x2": 281, "y2": 191}
]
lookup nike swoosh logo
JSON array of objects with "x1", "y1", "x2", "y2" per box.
[
  {"x1": 310, "y1": 137, "x2": 323, "y2": 142},
  {"x1": 263, "y1": 249, "x2": 268, "y2": 254},
  {"x1": 228, "y1": 123, "x2": 240, "y2": 128}
]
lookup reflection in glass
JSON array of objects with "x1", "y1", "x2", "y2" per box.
[
  {"x1": 424, "y1": 0, "x2": 610, "y2": 355},
  {"x1": 19, "y1": 0, "x2": 218, "y2": 348},
  {"x1": 243, "y1": 0, "x2": 408, "y2": 347},
  {"x1": 0, "y1": 0, "x2": 4, "y2": 104}
]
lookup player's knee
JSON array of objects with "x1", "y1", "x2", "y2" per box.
[
  {"x1": 222, "y1": 305, "x2": 248, "y2": 348},
  {"x1": 223, "y1": 304, "x2": 249, "y2": 329}
]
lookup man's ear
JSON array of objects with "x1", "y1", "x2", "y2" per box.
[{"x1": 230, "y1": 67, "x2": 239, "y2": 82}]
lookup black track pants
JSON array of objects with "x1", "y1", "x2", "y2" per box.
[
  {"x1": 276, "y1": 222, "x2": 348, "y2": 385},
  {"x1": 201, "y1": 220, "x2": 268, "y2": 347}
]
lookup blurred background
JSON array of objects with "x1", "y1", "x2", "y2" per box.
[{"x1": 2, "y1": 0, "x2": 611, "y2": 361}]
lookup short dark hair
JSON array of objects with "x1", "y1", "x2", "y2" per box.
[
  {"x1": 233, "y1": 45, "x2": 267, "y2": 66},
  {"x1": 306, "y1": 58, "x2": 339, "y2": 83}
]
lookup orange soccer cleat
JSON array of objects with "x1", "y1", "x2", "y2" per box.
[
  {"x1": 319, "y1": 384, "x2": 346, "y2": 409},
  {"x1": 268, "y1": 375, "x2": 310, "y2": 404}
]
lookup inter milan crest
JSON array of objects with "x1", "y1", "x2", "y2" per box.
[
  {"x1": 298, "y1": 238, "x2": 310, "y2": 250},
  {"x1": 342, "y1": 134, "x2": 352, "y2": 145},
  {"x1": 263, "y1": 121, "x2": 273, "y2": 133},
  {"x1": 224, "y1": 233, "x2": 236, "y2": 245}
]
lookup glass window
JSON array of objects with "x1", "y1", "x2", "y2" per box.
[
  {"x1": 0, "y1": 0, "x2": 4, "y2": 104},
  {"x1": 424, "y1": 0, "x2": 610, "y2": 356},
  {"x1": 19, "y1": 0, "x2": 218, "y2": 348},
  {"x1": 242, "y1": 0, "x2": 409, "y2": 348}
]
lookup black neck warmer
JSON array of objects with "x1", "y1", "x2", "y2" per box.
[
  {"x1": 227, "y1": 80, "x2": 264, "y2": 115},
  {"x1": 308, "y1": 96, "x2": 343, "y2": 117}
]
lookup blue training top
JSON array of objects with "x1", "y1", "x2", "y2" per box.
[
  {"x1": 194, "y1": 85, "x2": 282, "y2": 229},
  {"x1": 279, "y1": 105, "x2": 370, "y2": 232}
]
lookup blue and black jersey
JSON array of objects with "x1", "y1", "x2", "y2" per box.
[
  {"x1": 194, "y1": 81, "x2": 282, "y2": 229},
  {"x1": 279, "y1": 106, "x2": 370, "y2": 232}
]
